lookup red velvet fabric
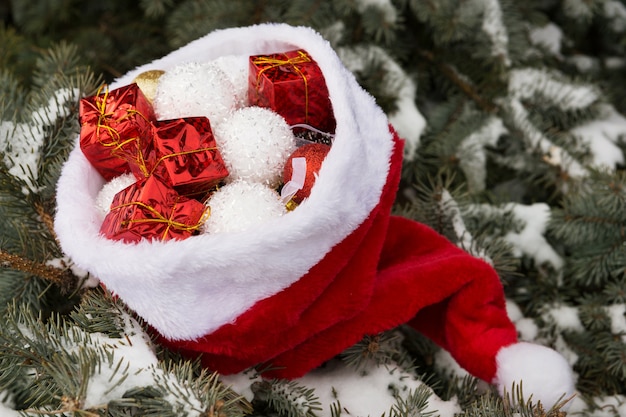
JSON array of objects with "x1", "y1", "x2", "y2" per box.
[{"x1": 159, "y1": 130, "x2": 518, "y2": 383}]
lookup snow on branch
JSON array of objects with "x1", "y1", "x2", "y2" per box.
[
  {"x1": 465, "y1": 202, "x2": 563, "y2": 270},
  {"x1": 0, "y1": 88, "x2": 78, "y2": 194},
  {"x1": 440, "y1": 190, "x2": 492, "y2": 263},
  {"x1": 509, "y1": 68, "x2": 599, "y2": 110},
  {"x1": 501, "y1": 203, "x2": 563, "y2": 271},
  {"x1": 355, "y1": 0, "x2": 398, "y2": 25},
  {"x1": 457, "y1": 116, "x2": 508, "y2": 192},
  {"x1": 338, "y1": 45, "x2": 426, "y2": 160},
  {"x1": 504, "y1": 97, "x2": 588, "y2": 179},
  {"x1": 481, "y1": 0, "x2": 511, "y2": 66},
  {"x1": 570, "y1": 104, "x2": 626, "y2": 169}
]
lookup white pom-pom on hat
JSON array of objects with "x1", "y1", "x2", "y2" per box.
[
  {"x1": 202, "y1": 180, "x2": 287, "y2": 234},
  {"x1": 153, "y1": 61, "x2": 237, "y2": 124},
  {"x1": 214, "y1": 106, "x2": 296, "y2": 188},
  {"x1": 494, "y1": 342, "x2": 575, "y2": 409},
  {"x1": 94, "y1": 172, "x2": 137, "y2": 220}
]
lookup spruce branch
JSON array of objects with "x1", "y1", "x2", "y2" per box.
[
  {"x1": 417, "y1": 48, "x2": 498, "y2": 114},
  {"x1": 34, "y1": 199, "x2": 57, "y2": 242},
  {"x1": 0, "y1": 249, "x2": 75, "y2": 291}
]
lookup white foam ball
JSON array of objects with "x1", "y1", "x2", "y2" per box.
[
  {"x1": 202, "y1": 180, "x2": 286, "y2": 234},
  {"x1": 211, "y1": 55, "x2": 249, "y2": 109},
  {"x1": 214, "y1": 106, "x2": 296, "y2": 187},
  {"x1": 95, "y1": 173, "x2": 137, "y2": 219},
  {"x1": 153, "y1": 62, "x2": 237, "y2": 124}
]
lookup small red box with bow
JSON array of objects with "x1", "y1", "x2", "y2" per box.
[
  {"x1": 249, "y1": 49, "x2": 336, "y2": 134},
  {"x1": 79, "y1": 83, "x2": 155, "y2": 181},
  {"x1": 100, "y1": 175, "x2": 209, "y2": 243},
  {"x1": 138, "y1": 117, "x2": 229, "y2": 198}
]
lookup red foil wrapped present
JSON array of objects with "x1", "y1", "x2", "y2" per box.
[
  {"x1": 79, "y1": 83, "x2": 155, "y2": 181},
  {"x1": 100, "y1": 176, "x2": 209, "y2": 243},
  {"x1": 249, "y1": 49, "x2": 336, "y2": 134},
  {"x1": 144, "y1": 117, "x2": 229, "y2": 198}
]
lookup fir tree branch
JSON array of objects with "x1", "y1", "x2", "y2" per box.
[
  {"x1": 34, "y1": 200, "x2": 57, "y2": 242},
  {"x1": 417, "y1": 48, "x2": 498, "y2": 114},
  {"x1": 0, "y1": 249, "x2": 74, "y2": 290}
]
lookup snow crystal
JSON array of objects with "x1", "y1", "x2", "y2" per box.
[
  {"x1": 45, "y1": 256, "x2": 99, "y2": 288},
  {"x1": 434, "y1": 349, "x2": 471, "y2": 380},
  {"x1": 506, "y1": 300, "x2": 539, "y2": 341},
  {"x1": 604, "y1": 1, "x2": 626, "y2": 33},
  {"x1": 562, "y1": 0, "x2": 593, "y2": 21},
  {"x1": 516, "y1": 318, "x2": 539, "y2": 341},
  {"x1": 337, "y1": 45, "x2": 426, "y2": 160},
  {"x1": 441, "y1": 190, "x2": 492, "y2": 263},
  {"x1": 553, "y1": 333, "x2": 580, "y2": 367},
  {"x1": 224, "y1": 359, "x2": 461, "y2": 417},
  {"x1": 604, "y1": 57, "x2": 626, "y2": 70},
  {"x1": 567, "y1": 54, "x2": 598, "y2": 73},
  {"x1": 355, "y1": 0, "x2": 397, "y2": 24},
  {"x1": 569, "y1": 394, "x2": 626, "y2": 417},
  {"x1": 0, "y1": 392, "x2": 20, "y2": 417},
  {"x1": 529, "y1": 23, "x2": 563, "y2": 57},
  {"x1": 509, "y1": 68, "x2": 598, "y2": 110},
  {"x1": 503, "y1": 203, "x2": 563, "y2": 270},
  {"x1": 83, "y1": 313, "x2": 160, "y2": 408},
  {"x1": 571, "y1": 104, "x2": 626, "y2": 169},
  {"x1": 544, "y1": 304, "x2": 584, "y2": 332},
  {"x1": 0, "y1": 88, "x2": 78, "y2": 193},
  {"x1": 481, "y1": 0, "x2": 511, "y2": 66},
  {"x1": 457, "y1": 116, "x2": 508, "y2": 192},
  {"x1": 507, "y1": 98, "x2": 588, "y2": 179}
]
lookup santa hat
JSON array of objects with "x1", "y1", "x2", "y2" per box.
[{"x1": 54, "y1": 23, "x2": 574, "y2": 408}]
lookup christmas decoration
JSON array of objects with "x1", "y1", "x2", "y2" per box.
[
  {"x1": 94, "y1": 172, "x2": 137, "y2": 218},
  {"x1": 147, "y1": 116, "x2": 229, "y2": 197},
  {"x1": 282, "y1": 142, "x2": 331, "y2": 205},
  {"x1": 54, "y1": 23, "x2": 575, "y2": 410},
  {"x1": 214, "y1": 106, "x2": 296, "y2": 187},
  {"x1": 249, "y1": 49, "x2": 336, "y2": 134},
  {"x1": 201, "y1": 180, "x2": 286, "y2": 234},
  {"x1": 132, "y1": 69, "x2": 165, "y2": 104},
  {"x1": 99, "y1": 175, "x2": 208, "y2": 243},
  {"x1": 78, "y1": 83, "x2": 155, "y2": 181},
  {"x1": 152, "y1": 61, "x2": 236, "y2": 123},
  {"x1": 211, "y1": 55, "x2": 250, "y2": 109}
]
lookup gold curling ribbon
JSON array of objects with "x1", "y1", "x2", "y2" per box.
[
  {"x1": 93, "y1": 85, "x2": 152, "y2": 177},
  {"x1": 111, "y1": 200, "x2": 211, "y2": 241},
  {"x1": 253, "y1": 50, "x2": 311, "y2": 123},
  {"x1": 147, "y1": 146, "x2": 219, "y2": 177}
]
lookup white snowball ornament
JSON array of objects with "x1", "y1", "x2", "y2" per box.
[
  {"x1": 210, "y1": 55, "x2": 249, "y2": 108},
  {"x1": 94, "y1": 173, "x2": 137, "y2": 219},
  {"x1": 152, "y1": 62, "x2": 237, "y2": 124},
  {"x1": 202, "y1": 180, "x2": 287, "y2": 234},
  {"x1": 214, "y1": 106, "x2": 296, "y2": 187}
]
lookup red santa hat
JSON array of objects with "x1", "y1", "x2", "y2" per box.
[{"x1": 54, "y1": 23, "x2": 574, "y2": 408}]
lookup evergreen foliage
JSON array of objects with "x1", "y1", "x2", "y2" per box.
[{"x1": 1, "y1": 0, "x2": 625, "y2": 416}]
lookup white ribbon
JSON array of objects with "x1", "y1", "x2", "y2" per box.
[{"x1": 280, "y1": 157, "x2": 307, "y2": 204}]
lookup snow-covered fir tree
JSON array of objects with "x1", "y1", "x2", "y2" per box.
[{"x1": 1, "y1": 1, "x2": 625, "y2": 416}]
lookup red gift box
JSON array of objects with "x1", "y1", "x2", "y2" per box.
[
  {"x1": 79, "y1": 83, "x2": 155, "y2": 181},
  {"x1": 249, "y1": 49, "x2": 336, "y2": 134},
  {"x1": 100, "y1": 176, "x2": 209, "y2": 243},
  {"x1": 144, "y1": 117, "x2": 229, "y2": 198}
]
